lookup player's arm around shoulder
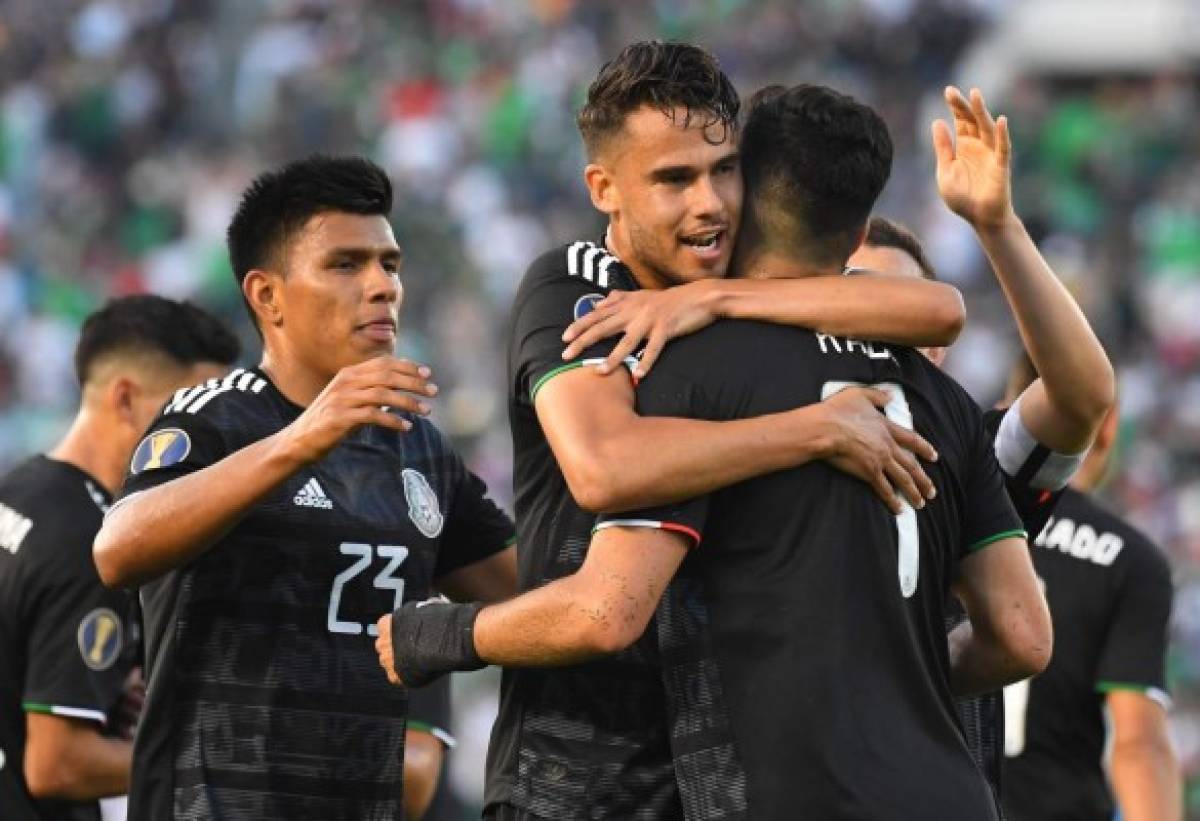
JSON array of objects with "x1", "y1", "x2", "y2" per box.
[
  {"x1": 94, "y1": 357, "x2": 436, "y2": 588},
  {"x1": 950, "y1": 536, "x2": 1051, "y2": 696}
]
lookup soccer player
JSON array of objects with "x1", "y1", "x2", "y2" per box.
[
  {"x1": 1000, "y1": 388, "x2": 1180, "y2": 821},
  {"x1": 0, "y1": 296, "x2": 238, "y2": 821},
  {"x1": 416, "y1": 41, "x2": 968, "y2": 821},
  {"x1": 382, "y1": 84, "x2": 1052, "y2": 819},
  {"x1": 91, "y1": 156, "x2": 517, "y2": 820}
]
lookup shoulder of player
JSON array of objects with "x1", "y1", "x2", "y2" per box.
[
  {"x1": 157, "y1": 367, "x2": 270, "y2": 424},
  {"x1": 519, "y1": 241, "x2": 625, "y2": 294},
  {"x1": 0, "y1": 459, "x2": 102, "y2": 560}
]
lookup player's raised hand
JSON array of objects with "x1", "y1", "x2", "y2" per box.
[
  {"x1": 933, "y1": 86, "x2": 1014, "y2": 231},
  {"x1": 561, "y1": 280, "x2": 720, "y2": 378},
  {"x1": 817, "y1": 387, "x2": 938, "y2": 514},
  {"x1": 282, "y1": 356, "x2": 437, "y2": 464}
]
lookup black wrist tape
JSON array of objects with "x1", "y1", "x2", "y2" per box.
[{"x1": 391, "y1": 599, "x2": 485, "y2": 688}]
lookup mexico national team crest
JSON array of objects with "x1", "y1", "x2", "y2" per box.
[
  {"x1": 573, "y1": 293, "x2": 604, "y2": 321},
  {"x1": 130, "y1": 428, "x2": 191, "y2": 475},
  {"x1": 77, "y1": 607, "x2": 122, "y2": 671},
  {"x1": 402, "y1": 469, "x2": 443, "y2": 538}
]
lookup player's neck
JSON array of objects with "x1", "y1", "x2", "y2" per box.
[
  {"x1": 48, "y1": 408, "x2": 125, "y2": 495},
  {"x1": 737, "y1": 246, "x2": 840, "y2": 280},
  {"x1": 258, "y1": 348, "x2": 328, "y2": 408}
]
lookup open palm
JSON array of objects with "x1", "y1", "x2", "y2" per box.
[{"x1": 934, "y1": 87, "x2": 1014, "y2": 230}]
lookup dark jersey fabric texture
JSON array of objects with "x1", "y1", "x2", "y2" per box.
[
  {"x1": 487, "y1": 240, "x2": 688, "y2": 820},
  {"x1": 954, "y1": 407, "x2": 1069, "y2": 807},
  {"x1": 598, "y1": 321, "x2": 1025, "y2": 820},
  {"x1": 0, "y1": 456, "x2": 132, "y2": 821},
  {"x1": 117, "y1": 367, "x2": 513, "y2": 821},
  {"x1": 1002, "y1": 487, "x2": 1173, "y2": 821}
]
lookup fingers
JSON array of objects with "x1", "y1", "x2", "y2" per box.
[
  {"x1": 885, "y1": 445, "x2": 934, "y2": 508},
  {"x1": 945, "y1": 86, "x2": 977, "y2": 139},
  {"x1": 867, "y1": 468, "x2": 903, "y2": 516},
  {"x1": 887, "y1": 420, "x2": 938, "y2": 466},
  {"x1": 931, "y1": 119, "x2": 955, "y2": 170},
  {"x1": 561, "y1": 299, "x2": 611, "y2": 344},
  {"x1": 602, "y1": 325, "x2": 648, "y2": 375},
  {"x1": 634, "y1": 329, "x2": 669, "y2": 378},
  {"x1": 996, "y1": 114, "x2": 1012, "y2": 171},
  {"x1": 562, "y1": 312, "x2": 627, "y2": 361},
  {"x1": 968, "y1": 87, "x2": 996, "y2": 149}
]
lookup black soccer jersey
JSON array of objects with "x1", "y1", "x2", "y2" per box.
[
  {"x1": 597, "y1": 322, "x2": 1025, "y2": 819},
  {"x1": 1002, "y1": 487, "x2": 1173, "y2": 821},
  {"x1": 117, "y1": 366, "x2": 514, "y2": 821},
  {"x1": 0, "y1": 456, "x2": 131, "y2": 821},
  {"x1": 487, "y1": 240, "x2": 685, "y2": 819},
  {"x1": 954, "y1": 407, "x2": 1073, "y2": 803}
]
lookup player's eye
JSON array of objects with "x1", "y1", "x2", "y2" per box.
[
  {"x1": 715, "y1": 159, "x2": 738, "y2": 175},
  {"x1": 331, "y1": 258, "x2": 359, "y2": 272}
]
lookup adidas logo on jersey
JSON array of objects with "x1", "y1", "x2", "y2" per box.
[{"x1": 294, "y1": 478, "x2": 333, "y2": 509}]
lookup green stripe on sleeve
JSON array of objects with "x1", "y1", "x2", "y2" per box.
[
  {"x1": 1096, "y1": 681, "x2": 1151, "y2": 695},
  {"x1": 22, "y1": 702, "x2": 52, "y2": 714},
  {"x1": 530, "y1": 362, "x2": 586, "y2": 402},
  {"x1": 967, "y1": 528, "x2": 1028, "y2": 553}
]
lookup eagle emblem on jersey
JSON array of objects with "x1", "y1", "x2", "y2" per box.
[
  {"x1": 77, "y1": 607, "x2": 122, "y2": 671},
  {"x1": 573, "y1": 293, "x2": 604, "y2": 321},
  {"x1": 402, "y1": 469, "x2": 443, "y2": 538},
  {"x1": 130, "y1": 428, "x2": 191, "y2": 475}
]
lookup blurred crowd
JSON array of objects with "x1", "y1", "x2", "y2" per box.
[{"x1": 3, "y1": 0, "x2": 1199, "y2": 814}]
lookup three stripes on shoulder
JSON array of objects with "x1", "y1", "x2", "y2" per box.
[
  {"x1": 163, "y1": 368, "x2": 266, "y2": 415},
  {"x1": 567, "y1": 241, "x2": 619, "y2": 288}
]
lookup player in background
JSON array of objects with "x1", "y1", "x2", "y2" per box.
[
  {"x1": 381, "y1": 82, "x2": 1052, "y2": 820},
  {"x1": 92, "y1": 156, "x2": 517, "y2": 821},
  {"x1": 998, "y1": 375, "x2": 1180, "y2": 821},
  {"x1": 0, "y1": 296, "x2": 238, "y2": 821},
  {"x1": 421, "y1": 41, "x2": 967, "y2": 821}
]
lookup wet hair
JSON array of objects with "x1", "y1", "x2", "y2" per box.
[
  {"x1": 577, "y1": 40, "x2": 740, "y2": 159},
  {"x1": 864, "y1": 216, "x2": 939, "y2": 280},
  {"x1": 74, "y1": 295, "x2": 240, "y2": 386},
  {"x1": 226, "y1": 154, "x2": 393, "y2": 292},
  {"x1": 740, "y1": 84, "x2": 893, "y2": 266}
]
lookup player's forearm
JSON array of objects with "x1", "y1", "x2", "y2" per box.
[
  {"x1": 94, "y1": 431, "x2": 307, "y2": 587},
  {"x1": 473, "y1": 575, "x2": 641, "y2": 666},
  {"x1": 948, "y1": 633, "x2": 1039, "y2": 697},
  {"x1": 975, "y1": 215, "x2": 1114, "y2": 432},
  {"x1": 25, "y1": 730, "x2": 131, "y2": 800},
  {"x1": 1110, "y1": 739, "x2": 1183, "y2": 821},
  {"x1": 710, "y1": 275, "x2": 965, "y2": 346},
  {"x1": 570, "y1": 406, "x2": 828, "y2": 513}
]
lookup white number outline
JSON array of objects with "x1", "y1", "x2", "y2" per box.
[
  {"x1": 327, "y1": 542, "x2": 409, "y2": 636},
  {"x1": 822, "y1": 381, "x2": 920, "y2": 598}
]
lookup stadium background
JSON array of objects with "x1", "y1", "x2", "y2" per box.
[{"x1": 2, "y1": 0, "x2": 1199, "y2": 816}]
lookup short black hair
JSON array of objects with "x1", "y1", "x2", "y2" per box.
[
  {"x1": 864, "y1": 216, "x2": 938, "y2": 280},
  {"x1": 740, "y1": 84, "x2": 893, "y2": 266},
  {"x1": 74, "y1": 295, "x2": 240, "y2": 386},
  {"x1": 226, "y1": 154, "x2": 393, "y2": 288},
  {"x1": 577, "y1": 40, "x2": 740, "y2": 159}
]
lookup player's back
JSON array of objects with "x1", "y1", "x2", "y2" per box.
[{"x1": 622, "y1": 320, "x2": 1015, "y2": 819}]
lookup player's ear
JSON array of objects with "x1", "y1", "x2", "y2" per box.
[
  {"x1": 923, "y1": 346, "x2": 948, "y2": 367},
  {"x1": 109, "y1": 375, "x2": 138, "y2": 425},
  {"x1": 243, "y1": 269, "x2": 283, "y2": 329},
  {"x1": 584, "y1": 162, "x2": 618, "y2": 216}
]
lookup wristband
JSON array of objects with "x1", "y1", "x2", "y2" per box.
[{"x1": 391, "y1": 599, "x2": 485, "y2": 687}]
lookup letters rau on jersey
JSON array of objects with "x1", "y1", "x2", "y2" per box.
[{"x1": 118, "y1": 367, "x2": 513, "y2": 821}]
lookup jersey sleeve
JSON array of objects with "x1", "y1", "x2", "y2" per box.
[
  {"x1": 958, "y1": 397, "x2": 1026, "y2": 557},
  {"x1": 434, "y1": 461, "x2": 516, "y2": 579},
  {"x1": 1095, "y1": 543, "x2": 1174, "y2": 705},
  {"x1": 114, "y1": 409, "x2": 229, "y2": 504},
  {"x1": 22, "y1": 549, "x2": 135, "y2": 726},
  {"x1": 512, "y1": 252, "x2": 629, "y2": 405},
  {"x1": 593, "y1": 365, "x2": 713, "y2": 547},
  {"x1": 984, "y1": 403, "x2": 1076, "y2": 539}
]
